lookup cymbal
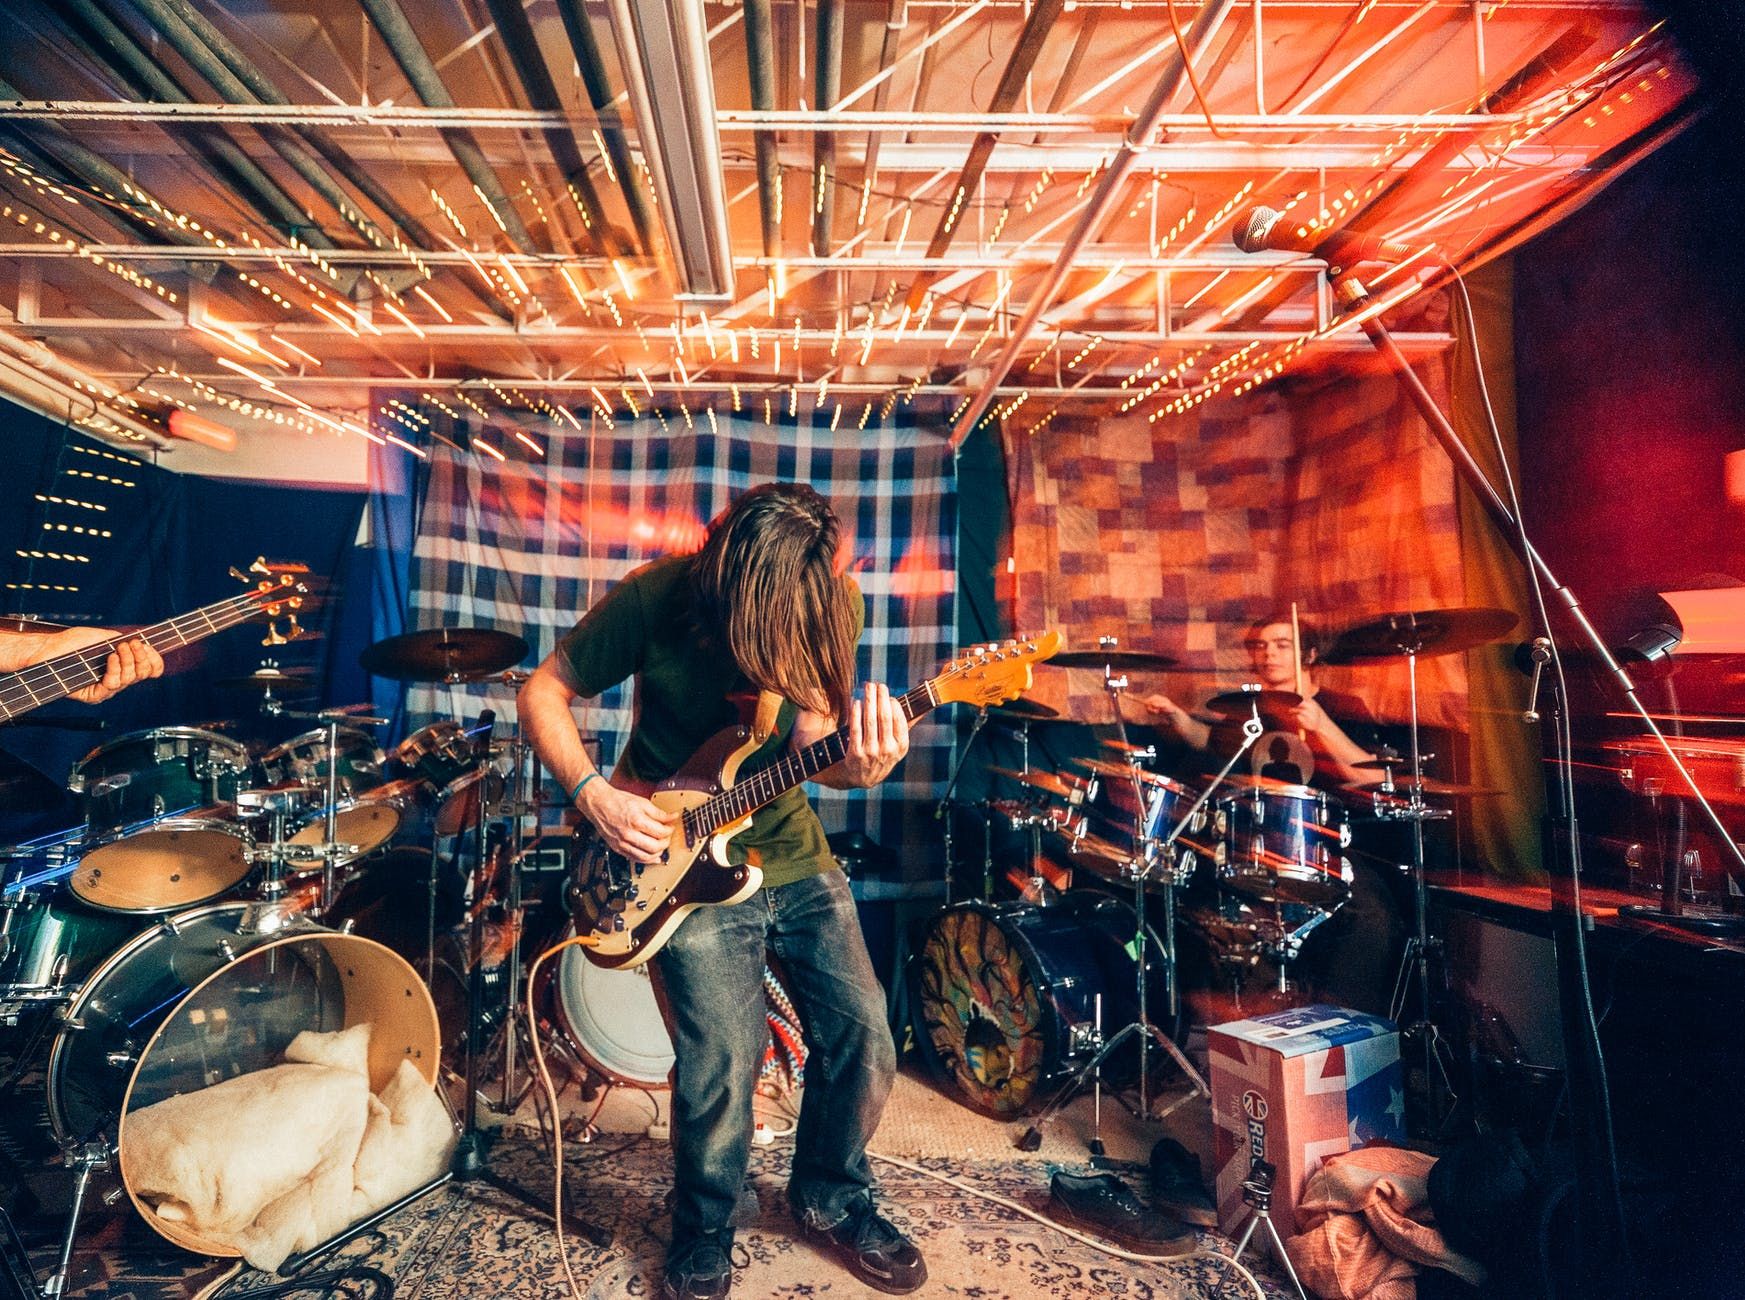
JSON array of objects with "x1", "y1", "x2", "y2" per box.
[
  {"x1": 1350, "y1": 777, "x2": 1500, "y2": 798},
  {"x1": 985, "y1": 698, "x2": 1061, "y2": 723},
  {"x1": 988, "y1": 766, "x2": 1090, "y2": 801},
  {"x1": 216, "y1": 666, "x2": 316, "y2": 692},
  {"x1": 1072, "y1": 756, "x2": 1173, "y2": 786},
  {"x1": 1323, "y1": 607, "x2": 1518, "y2": 663},
  {"x1": 1101, "y1": 738, "x2": 1155, "y2": 758},
  {"x1": 1048, "y1": 649, "x2": 1178, "y2": 671},
  {"x1": 360, "y1": 627, "x2": 530, "y2": 683},
  {"x1": 1205, "y1": 688, "x2": 1302, "y2": 716}
]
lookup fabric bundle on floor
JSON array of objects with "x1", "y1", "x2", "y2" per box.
[
  {"x1": 123, "y1": 1023, "x2": 456, "y2": 1271},
  {"x1": 1283, "y1": 1147, "x2": 1485, "y2": 1299}
]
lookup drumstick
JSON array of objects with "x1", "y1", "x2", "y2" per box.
[{"x1": 1290, "y1": 602, "x2": 1307, "y2": 740}]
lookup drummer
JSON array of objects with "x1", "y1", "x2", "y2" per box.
[
  {"x1": 1138, "y1": 612, "x2": 1378, "y2": 786},
  {"x1": 0, "y1": 625, "x2": 163, "y2": 703}
]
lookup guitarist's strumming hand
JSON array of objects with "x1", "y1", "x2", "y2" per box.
[
  {"x1": 577, "y1": 777, "x2": 678, "y2": 865},
  {"x1": 823, "y1": 682, "x2": 910, "y2": 789}
]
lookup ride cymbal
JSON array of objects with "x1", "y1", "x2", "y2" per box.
[
  {"x1": 359, "y1": 627, "x2": 530, "y2": 683},
  {"x1": 1323, "y1": 608, "x2": 1518, "y2": 663},
  {"x1": 1048, "y1": 649, "x2": 1179, "y2": 671},
  {"x1": 985, "y1": 698, "x2": 1062, "y2": 723},
  {"x1": 988, "y1": 766, "x2": 1091, "y2": 801}
]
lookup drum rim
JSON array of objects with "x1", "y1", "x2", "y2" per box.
[
  {"x1": 74, "y1": 726, "x2": 253, "y2": 771},
  {"x1": 259, "y1": 725, "x2": 382, "y2": 760},
  {"x1": 552, "y1": 940, "x2": 675, "y2": 1087},
  {"x1": 70, "y1": 818, "x2": 254, "y2": 914}
]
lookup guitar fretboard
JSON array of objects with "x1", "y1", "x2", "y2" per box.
[
  {"x1": 0, "y1": 592, "x2": 266, "y2": 723},
  {"x1": 681, "y1": 680, "x2": 938, "y2": 842}
]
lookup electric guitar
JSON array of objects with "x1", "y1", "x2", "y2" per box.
[
  {"x1": 568, "y1": 631, "x2": 1064, "y2": 969},
  {"x1": 0, "y1": 559, "x2": 308, "y2": 724}
]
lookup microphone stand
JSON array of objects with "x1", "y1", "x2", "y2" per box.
[
  {"x1": 934, "y1": 706, "x2": 989, "y2": 904},
  {"x1": 1332, "y1": 271, "x2": 1669, "y2": 1289}
]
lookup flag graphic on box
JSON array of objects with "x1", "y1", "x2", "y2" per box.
[{"x1": 1209, "y1": 1005, "x2": 1406, "y2": 1238}]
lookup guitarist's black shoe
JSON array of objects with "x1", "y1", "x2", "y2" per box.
[
  {"x1": 661, "y1": 1229, "x2": 737, "y2": 1300},
  {"x1": 796, "y1": 1196, "x2": 928, "y2": 1294}
]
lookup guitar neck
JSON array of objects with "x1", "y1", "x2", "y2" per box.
[
  {"x1": 686, "y1": 681, "x2": 937, "y2": 838},
  {"x1": 0, "y1": 592, "x2": 262, "y2": 723}
]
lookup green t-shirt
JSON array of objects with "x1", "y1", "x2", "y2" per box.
[{"x1": 555, "y1": 554, "x2": 861, "y2": 890}]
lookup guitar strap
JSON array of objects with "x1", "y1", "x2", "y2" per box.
[{"x1": 751, "y1": 689, "x2": 783, "y2": 745}]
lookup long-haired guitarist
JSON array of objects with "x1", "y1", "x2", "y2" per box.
[
  {"x1": 0, "y1": 626, "x2": 163, "y2": 704},
  {"x1": 517, "y1": 482, "x2": 926, "y2": 1300}
]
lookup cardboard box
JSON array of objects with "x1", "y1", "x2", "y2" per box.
[{"x1": 1208, "y1": 1004, "x2": 1406, "y2": 1239}]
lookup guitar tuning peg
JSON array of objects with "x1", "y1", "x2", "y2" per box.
[
  {"x1": 248, "y1": 557, "x2": 270, "y2": 576},
  {"x1": 228, "y1": 566, "x2": 249, "y2": 584}
]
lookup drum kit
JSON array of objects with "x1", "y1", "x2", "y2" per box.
[
  {"x1": 0, "y1": 623, "x2": 643, "y2": 1291},
  {"x1": 913, "y1": 609, "x2": 1519, "y2": 1138}
]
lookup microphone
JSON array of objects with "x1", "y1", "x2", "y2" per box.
[{"x1": 1232, "y1": 205, "x2": 1418, "y2": 269}]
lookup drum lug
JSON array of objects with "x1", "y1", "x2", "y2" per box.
[
  {"x1": 104, "y1": 1048, "x2": 138, "y2": 1071},
  {"x1": 158, "y1": 916, "x2": 181, "y2": 937},
  {"x1": 217, "y1": 940, "x2": 236, "y2": 963}
]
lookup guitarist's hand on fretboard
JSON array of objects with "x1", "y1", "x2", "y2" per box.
[
  {"x1": 59, "y1": 630, "x2": 165, "y2": 704},
  {"x1": 578, "y1": 777, "x2": 678, "y2": 864},
  {"x1": 823, "y1": 682, "x2": 911, "y2": 789}
]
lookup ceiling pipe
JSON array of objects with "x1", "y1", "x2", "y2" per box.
[
  {"x1": 0, "y1": 73, "x2": 213, "y2": 267},
  {"x1": 948, "y1": 0, "x2": 1235, "y2": 448},
  {"x1": 742, "y1": 0, "x2": 783, "y2": 264},
  {"x1": 902, "y1": 0, "x2": 1065, "y2": 310},
  {"x1": 0, "y1": 327, "x2": 171, "y2": 448},
  {"x1": 117, "y1": 0, "x2": 402, "y2": 261},
  {"x1": 134, "y1": 0, "x2": 445, "y2": 257},
  {"x1": 480, "y1": 0, "x2": 624, "y2": 257},
  {"x1": 552, "y1": 0, "x2": 656, "y2": 253},
  {"x1": 354, "y1": 0, "x2": 539, "y2": 255},
  {"x1": 53, "y1": 0, "x2": 340, "y2": 254},
  {"x1": 855, "y1": 0, "x2": 909, "y2": 232},
  {"x1": 811, "y1": 0, "x2": 843, "y2": 255}
]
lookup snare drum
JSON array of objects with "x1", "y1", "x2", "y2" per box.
[
  {"x1": 257, "y1": 726, "x2": 387, "y2": 796},
  {"x1": 908, "y1": 893, "x2": 1167, "y2": 1117},
  {"x1": 70, "y1": 728, "x2": 253, "y2": 831},
  {"x1": 393, "y1": 721, "x2": 478, "y2": 796},
  {"x1": 45, "y1": 901, "x2": 438, "y2": 1256},
  {"x1": 1213, "y1": 780, "x2": 1352, "y2": 908}
]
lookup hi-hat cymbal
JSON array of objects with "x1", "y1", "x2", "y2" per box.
[
  {"x1": 1048, "y1": 649, "x2": 1179, "y2": 671},
  {"x1": 1205, "y1": 688, "x2": 1302, "y2": 716},
  {"x1": 1324, "y1": 608, "x2": 1519, "y2": 663},
  {"x1": 216, "y1": 666, "x2": 316, "y2": 692},
  {"x1": 988, "y1": 766, "x2": 1089, "y2": 800},
  {"x1": 360, "y1": 627, "x2": 530, "y2": 683},
  {"x1": 985, "y1": 698, "x2": 1061, "y2": 723},
  {"x1": 1073, "y1": 756, "x2": 1174, "y2": 785}
]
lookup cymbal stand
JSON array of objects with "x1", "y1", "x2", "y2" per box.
[
  {"x1": 934, "y1": 706, "x2": 989, "y2": 903},
  {"x1": 1017, "y1": 669, "x2": 1257, "y2": 1154},
  {"x1": 1383, "y1": 643, "x2": 1458, "y2": 1125}
]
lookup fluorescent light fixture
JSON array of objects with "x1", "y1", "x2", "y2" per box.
[{"x1": 602, "y1": 0, "x2": 735, "y2": 301}]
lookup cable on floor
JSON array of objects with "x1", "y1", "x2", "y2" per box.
[{"x1": 866, "y1": 1149, "x2": 1269, "y2": 1300}]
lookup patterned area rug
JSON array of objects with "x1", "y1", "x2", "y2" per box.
[{"x1": 18, "y1": 1132, "x2": 1293, "y2": 1300}]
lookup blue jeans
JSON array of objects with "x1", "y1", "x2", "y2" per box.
[{"x1": 654, "y1": 868, "x2": 896, "y2": 1248}]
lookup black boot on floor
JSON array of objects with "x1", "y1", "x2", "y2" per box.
[
  {"x1": 1148, "y1": 1137, "x2": 1219, "y2": 1227},
  {"x1": 796, "y1": 1195, "x2": 928, "y2": 1294},
  {"x1": 662, "y1": 1229, "x2": 737, "y2": 1300},
  {"x1": 1049, "y1": 1171, "x2": 1198, "y2": 1256}
]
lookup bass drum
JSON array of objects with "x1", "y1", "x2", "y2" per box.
[
  {"x1": 908, "y1": 892, "x2": 1169, "y2": 1118},
  {"x1": 552, "y1": 943, "x2": 674, "y2": 1086},
  {"x1": 45, "y1": 902, "x2": 439, "y2": 1257}
]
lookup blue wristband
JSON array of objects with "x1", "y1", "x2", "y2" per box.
[{"x1": 568, "y1": 772, "x2": 599, "y2": 803}]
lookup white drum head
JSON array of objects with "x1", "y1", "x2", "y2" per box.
[{"x1": 555, "y1": 946, "x2": 674, "y2": 1086}]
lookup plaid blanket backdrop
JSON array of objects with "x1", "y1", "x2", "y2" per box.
[{"x1": 402, "y1": 415, "x2": 958, "y2": 867}]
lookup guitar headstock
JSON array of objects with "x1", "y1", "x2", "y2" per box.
[
  {"x1": 231, "y1": 557, "x2": 312, "y2": 645},
  {"x1": 933, "y1": 631, "x2": 1064, "y2": 710}
]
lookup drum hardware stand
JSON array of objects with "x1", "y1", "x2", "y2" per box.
[
  {"x1": 1214, "y1": 1158, "x2": 1309, "y2": 1300},
  {"x1": 1380, "y1": 640, "x2": 1459, "y2": 1128},
  {"x1": 9, "y1": 1141, "x2": 114, "y2": 1300},
  {"x1": 1016, "y1": 696, "x2": 1258, "y2": 1154},
  {"x1": 448, "y1": 718, "x2": 612, "y2": 1248},
  {"x1": 935, "y1": 705, "x2": 990, "y2": 904}
]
